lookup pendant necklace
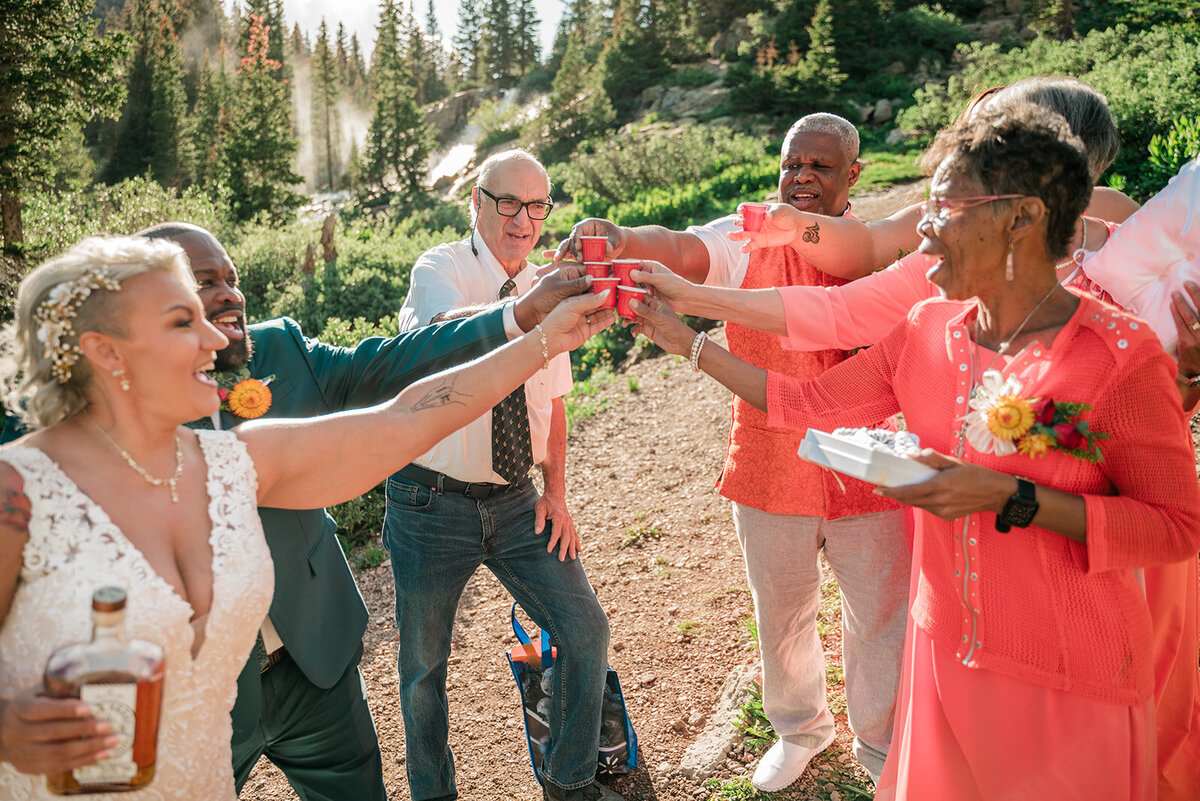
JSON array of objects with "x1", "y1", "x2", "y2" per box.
[
  {"x1": 87, "y1": 412, "x2": 183, "y2": 503},
  {"x1": 956, "y1": 282, "x2": 1062, "y2": 458}
]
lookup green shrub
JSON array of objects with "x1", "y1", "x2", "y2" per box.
[
  {"x1": 21, "y1": 176, "x2": 233, "y2": 265},
  {"x1": 469, "y1": 97, "x2": 526, "y2": 150},
  {"x1": 556, "y1": 126, "x2": 770, "y2": 207},
  {"x1": 896, "y1": 24, "x2": 1200, "y2": 197},
  {"x1": 666, "y1": 67, "x2": 719, "y2": 88},
  {"x1": 1143, "y1": 115, "x2": 1200, "y2": 192}
]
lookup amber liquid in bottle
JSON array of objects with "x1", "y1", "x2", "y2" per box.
[{"x1": 43, "y1": 587, "x2": 165, "y2": 795}]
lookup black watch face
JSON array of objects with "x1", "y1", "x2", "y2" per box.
[{"x1": 1001, "y1": 498, "x2": 1038, "y2": 528}]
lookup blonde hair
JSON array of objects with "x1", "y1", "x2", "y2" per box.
[{"x1": 1, "y1": 236, "x2": 195, "y2": 431}]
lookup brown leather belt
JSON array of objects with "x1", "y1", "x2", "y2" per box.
[
  {"x1": 261, "y1": 646, "x2": 287, "y2": 674},
  {"x1": 397, "y1": 463, "x2": 526, "y2": 500}
]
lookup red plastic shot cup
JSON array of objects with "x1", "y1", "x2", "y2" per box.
[
  {"x1": 612, "y1": 258, "x2": 640, "y2": 287},
  {"x1": 616, "y1": 285, "x2": 648, "y2": 321},
  {"x1": 579, "y1": 236, "x2": 607, "y2": 262},
  {"x1": 738, "y1": 202, "x2": 768, "y2": 232},
  {"x1": 584, "y1": 261, "x2": 611, "y2": 279},
  {"x1": 591, "y1": 277, "x2": 619, "y2": 309}
]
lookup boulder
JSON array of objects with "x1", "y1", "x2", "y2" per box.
[
  {"x1": 422, "y1": 88, "x2": 504, "y2": 144},
  {"x1": 872, "y1": 98, "x2": 894, "y2": 124},
  {"x1": 708, "y1": 17, "x2": 752, "y2": 59},
  {"x1": 885, "y1": 127, "x2": 911, "y2": 145},
  {"x1": 677, "y1": 662, "x2": 759, "y2": 781},
  {"x1": 657, "y1": 86, "x2": 732, "y2": 119}
]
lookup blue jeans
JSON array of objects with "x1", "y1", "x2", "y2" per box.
[{"x1": 382, "y1": 474, "x2": 610, "y2": 801}]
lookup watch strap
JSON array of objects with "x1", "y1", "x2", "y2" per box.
[{"x1": 996, "y1": 476, "x2": 1038, "y2": 532}]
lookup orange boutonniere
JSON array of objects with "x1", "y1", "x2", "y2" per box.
[
  {"x1": 215, "y1": 370, "x2": 275, "y2": 419},
  {"x1": 224, "y1": 378, "x2": 271, "y2": 418}
]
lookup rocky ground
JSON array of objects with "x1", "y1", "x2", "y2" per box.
[
  {"x1": 243, "y1": 326, "x2": 877, "y2": 801},
  {"x1": 243, "y1": 183, "x2": 928, "y2": 801}
]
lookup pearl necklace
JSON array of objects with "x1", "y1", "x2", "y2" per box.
[{"x1": 87, "y1": 413, "x2": 183, "y2": 503}]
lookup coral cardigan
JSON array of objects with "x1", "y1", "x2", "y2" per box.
[
  {"x1": 717, "y1": 245, "x2": 898, "y2": 518},
  {"x1": 767, "y1": 293, "x2": 1200, "y2": 705}
]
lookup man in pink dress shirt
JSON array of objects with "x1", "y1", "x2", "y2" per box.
[{"x1": 557, "y1": 114, "x2": 909, "y2": 792}]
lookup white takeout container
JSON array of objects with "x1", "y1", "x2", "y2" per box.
[{"x1": 797, "y1": 428, "x2": 936, "y2": 487}]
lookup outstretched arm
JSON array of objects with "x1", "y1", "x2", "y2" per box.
[
  {"x1": 245, "y1": 292, "x2": 613, "y2": 510},
  {"x1": 631, "y1": 261, "x2": 789, "y2": 337},
  {"x1": 550, "y1": 218, "x2": 712, "y2": 283}
]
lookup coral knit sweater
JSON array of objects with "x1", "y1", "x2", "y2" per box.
[{"x1": 767, "y1": 293, "x2": 1200, "y2": 705}]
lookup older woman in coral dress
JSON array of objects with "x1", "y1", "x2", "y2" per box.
[{"x1": 632, "y1": 104, "x2": 1200, "y2": 799}]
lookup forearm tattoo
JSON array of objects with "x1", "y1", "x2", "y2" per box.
[
  {"x1": 410, "y1": 376, "x2": 471, "y2": 411},
  {"x1": 802, "y1": 222, "x2": 820, "y2": 244}
]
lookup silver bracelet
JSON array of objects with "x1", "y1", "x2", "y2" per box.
[
  {"x1": 689, "y1": 331, "x2": 707, "y2": 372},
  {"x1": 534, "y1": 324, "x2": 550, "y2": 370}
]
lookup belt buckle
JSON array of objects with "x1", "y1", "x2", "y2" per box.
[{"x1": 463, "y1": 482, "x2": 490, "y2": 500}]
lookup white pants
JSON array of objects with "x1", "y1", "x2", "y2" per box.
[{"x1": 733, "y1": 503, "x2": 910, "y2": 782}]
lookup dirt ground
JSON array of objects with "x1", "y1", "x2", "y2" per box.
[{"x1": 242, "y1": 184, "x2": 928, "y2": 801}]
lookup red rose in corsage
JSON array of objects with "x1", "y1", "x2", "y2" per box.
[{"x1": 964, "y1": 369, "x2": 1107, "y2": 463}]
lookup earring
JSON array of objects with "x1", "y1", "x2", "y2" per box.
[
  {"x1": 1005, "y1": 244, "x2": 1015, "y2": 282},
  {"x1": 113, "y1": 368, "x2": 130, "y2": 392}
]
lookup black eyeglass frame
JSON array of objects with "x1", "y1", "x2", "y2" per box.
[{"x1": 476, "y1": 186, "x2": 555, "y2": 221}]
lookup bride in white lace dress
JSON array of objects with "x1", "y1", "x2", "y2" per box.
[{"x1": 0, "y1": 237, "x2": 611, "y2": 799}]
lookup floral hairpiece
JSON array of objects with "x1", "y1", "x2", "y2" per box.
[{"x1": 34, "y1": 266, "x2": 122, "y2": 384}]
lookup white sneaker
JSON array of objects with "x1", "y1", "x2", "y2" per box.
[{"x1": 750, "y1": 730, "x2": 836, "y2": 793}]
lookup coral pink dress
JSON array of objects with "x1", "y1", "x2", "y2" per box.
[{"x1": 766, "y1": 293, "x2": 1200, "y2": 799}]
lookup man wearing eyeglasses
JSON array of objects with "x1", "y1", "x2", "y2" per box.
[{"x1": 381, "y1": 149, "x2": 619, "y2": 801}]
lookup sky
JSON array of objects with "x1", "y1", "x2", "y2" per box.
[{"x1": 262, "y1": 0, "x2": 564, "y2": 60}]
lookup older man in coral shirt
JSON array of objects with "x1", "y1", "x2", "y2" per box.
[{"x1": 557, "y1": 113, "x2": 909, "y2": 792}]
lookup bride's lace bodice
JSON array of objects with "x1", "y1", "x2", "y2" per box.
[{"x1": 0, "y1": 430, "x2": 273, "y2": 800}]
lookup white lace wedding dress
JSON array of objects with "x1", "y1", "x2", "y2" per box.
[{"x1": 0, "y1": 430, "x2": 273, "y2": 800}]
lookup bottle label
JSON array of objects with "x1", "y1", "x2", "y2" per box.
[{"x1": 74, "y1": 683, "x2": 138, "y2": 785}]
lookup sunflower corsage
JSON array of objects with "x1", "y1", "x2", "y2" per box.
[
  {"x1": 963, "y1": 370, "x2": 1107, "y2": 463},
  {"x1": 216, "y1": 369, "x2": 274, "y2": 419}
]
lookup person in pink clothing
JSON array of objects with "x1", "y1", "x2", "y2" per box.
[
  {"x1": 631, "y1": 104, "x2": 1200, "y2": 799},
  {"x1": 553, "y1": 114, "x2": 910, "y2": 793}
]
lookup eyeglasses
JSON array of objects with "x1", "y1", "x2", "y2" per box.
[
  {"x1": 477, "y1": 186, "x2": 554, "y2": 221},
  {"x1": 920, "y1": 194, "x2": 1024, "y2": 223}
]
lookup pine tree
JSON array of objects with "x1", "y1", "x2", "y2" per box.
[
  {"x1": 481, "y1": 0, "x2": 515, "y2": 81},
  {"x1": 190, "y1": 45, "x2": 233, "y2": 187},
  {"x1": 0, "y1": 0, "x2": 127, "y2": 253},
  {"x1": 311, "y1": 20, "x2": 342, "y2": 191},
  {"x1": 335, "y1": 22, "x2": 350, "y2": 83},
  {"x1": 452, "y1": 0, "x2": 483, "y2": 84},
  {"x1": 422, "y1": 0, "x2": 448, "y2": 102},
  {"x1": 530, "y1": 30, "x2": 614, "y2": 161},
  {"x1": 365, "y1": 0, "x2": 434, "y2": 198},
  {"x1": 802, "y1": 0, "x2": 845, "y2": 101},
  {"x1": 512, "y1": 0, "x2": 540, "y2": 76},
  {"x1": 598, "y1": 0, "x2": 670, "y2": 118},
  {"x1": 102, "y1": 0, "x2": 190, "y2": 188},
  {"x1": 224, "y1": 13, "x2": 303, "y2": 220},
  {"x1": 348, "y1": 34, "x2": 369, "y2": 104}
]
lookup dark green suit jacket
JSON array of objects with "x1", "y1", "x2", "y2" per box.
[{"x1": 198, "y1": 310, "x2": 507, "y2": 732}]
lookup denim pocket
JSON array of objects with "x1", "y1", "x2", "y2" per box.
[{"x1": 386, "y1": 476, "x2": 436, "y2": 511}]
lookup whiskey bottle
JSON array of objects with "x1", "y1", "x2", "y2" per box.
[{"x1": 43, "y1": 586, "x2": 165, "y2": 795}]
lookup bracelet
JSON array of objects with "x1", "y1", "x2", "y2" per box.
[
  {"x1": 689, "y1": 331, "x2": 707, "y2": 372},
  {"x1": 534, "y1": 324, "x2": 550, "y2": 370},
  {"x1": 1178, "y1": 372, "x2": 1200, "y2": 388}
]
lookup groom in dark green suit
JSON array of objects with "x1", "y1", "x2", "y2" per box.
[{"x1": 142, "y1": 223, "x2": 587, "y2": 800}]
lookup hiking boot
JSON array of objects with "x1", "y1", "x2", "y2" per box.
[{"x1": 541, "y1": 779, "x2": 624, "y2": 801}]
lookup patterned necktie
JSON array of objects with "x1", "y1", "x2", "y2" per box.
[{"x1": 491, "y1": 278, "x2": 533, "y2": 484}]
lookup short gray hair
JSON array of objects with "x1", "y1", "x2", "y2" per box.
[
  {"x1": 2, "y1": 236, "x2": 194, "y2": 431},
  {"x1": 787, "y1": 113, "x2": 860, "y2": 163}
]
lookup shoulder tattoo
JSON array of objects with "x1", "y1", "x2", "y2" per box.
[{"x1": 0, "y1": 472, "x2": 31, "y2": 534}]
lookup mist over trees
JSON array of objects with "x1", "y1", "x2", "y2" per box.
[{"x1": 2, "y1": 0, "x2": 1198, "y2": 257}]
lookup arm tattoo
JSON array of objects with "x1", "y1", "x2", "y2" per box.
[
  {"x1": 802, "y1": 222, "x2": 820, "y2": 244},
  {"x1": 410, "y1": 376, "x2": 471, "y2": 411},
  {"x1": 0, "y1": 474, "x2": 31, "y2": 533}
]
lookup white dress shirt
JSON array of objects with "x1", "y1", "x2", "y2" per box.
[{"x1": 398, "y1": 235, "x2": 572, "y2": 483}]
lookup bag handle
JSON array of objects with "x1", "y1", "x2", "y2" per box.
[{"x1": 510, "y1": 603, "x2": 552, "y2": 670}]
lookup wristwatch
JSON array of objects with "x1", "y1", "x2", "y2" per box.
[{"x1": 996, "y1": 477, "x2": 1038, "y2": 532}]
